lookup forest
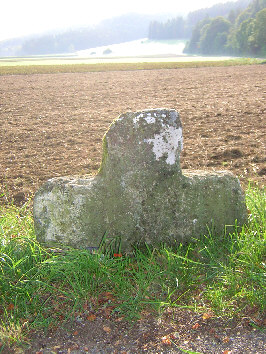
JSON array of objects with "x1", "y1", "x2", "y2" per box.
[
  {"x1": 149, "y1": 0, "x2": 266, "y2": 57},
  {"x1": 148, "y1": 0, "x2": 250, "y2": 39},
  {"x1": 184, "y1": 0, "x2": 266, "y2": 56}
]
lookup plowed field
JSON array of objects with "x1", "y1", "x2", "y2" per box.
[{"x1": 0, "y1": 65, "x2": 265, "y2": 204}]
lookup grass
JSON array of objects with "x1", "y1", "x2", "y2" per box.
[
  {"x1": 0, "y1": 185, "x2": 265, "y2": 348},
  {"x1": 0, "y1": 57, "x2": 265, "y2": 75}
]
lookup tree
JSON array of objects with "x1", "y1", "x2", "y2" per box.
[
  {"x1": 228, "y1": 4, "x2": 266, "y2": 56},
  {"x1": 183, "y1": 17, "x2": 210, "y2": 54},
  {"x1": 254, "y1": 8, "x2": 266, "y2": 55},
  {"x1": 148, "y1": 17, "x2": 185, "y2": 40},
  {"x1": 183, "y1": 0, "x2": 265, "y2": 57},
  {"x1": 148, "y1": 21, "x2": 161, "y2": 40},
  {"x1": 199, "y1": 17, "x2": 231, "y2": 54}
]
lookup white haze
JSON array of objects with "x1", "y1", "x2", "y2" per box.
[{"x1": 1, "y1": 0, "x2": 232, "y2": 41}]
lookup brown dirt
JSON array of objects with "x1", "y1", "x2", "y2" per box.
[
  {"x1": 0, "y1": 65, "x2": 265, "y2": 205},
  {"x1": 2, "y1": 306, "x2": 265, "y2": 353}
]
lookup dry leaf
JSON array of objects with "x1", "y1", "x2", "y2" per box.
[
  {"x1": 8, "y1": 303, "x2": 14, "y2": 311},
  {"x1": 161, "y1": 336, "x2": 171, "y2": 345},
  {"x1": 87, "y1": 314, "x2": 96, "y2": 321},
  {"x1": 115, "y1": 316, "x2": 124, "y2": 322},
  {"x1": 73, "y1": 330, "x2": 78, "y2": 336},
  {"x1": 202, "y1": 312, "x2": 212, "y2": 320},
  {"x1": 192, "y1": 322, "x2": 200, "y2": 329},
  {"x1": 223, "y1": 336, "x2": 230, "y2": 343},
  {"x1": 103, "y1": 326, "x2": 111, "y2": 333}
]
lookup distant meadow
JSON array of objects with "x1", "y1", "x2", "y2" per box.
[{"x1": 0, "y1": 38, "x2": 245, "y2": 73}]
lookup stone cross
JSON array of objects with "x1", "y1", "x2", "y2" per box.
[{"x1": 33, "y1": 109, "x2": 247, "y2": 250}]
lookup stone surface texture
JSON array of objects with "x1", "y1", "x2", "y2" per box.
[{"x1": 33, "y1": 109, "x2": 247, "y2": 250}]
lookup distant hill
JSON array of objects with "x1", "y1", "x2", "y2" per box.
[{"x1": 0, "y1": 13, "x2": 174, "y2": 57}]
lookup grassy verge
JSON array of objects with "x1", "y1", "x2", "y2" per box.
[
  {"x1": 0, "y1": 58, "x2": 265, "y2": 75},
  {"x1": 0, "y1": 185, "x2": 265, "y2": 347}
]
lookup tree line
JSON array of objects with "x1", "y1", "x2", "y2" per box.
[
  {"x1": 148, "y1": 0, "x2": 250, "y2": 40},
  {"x1": 148, "y1": 0, "x2": 266, "y2": 57},
  {"x1": 184, "y1": 0, "x2": 266, "y2": 56}
]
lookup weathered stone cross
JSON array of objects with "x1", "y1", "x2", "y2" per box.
[{"x1": 34, "y1": 109, "x2": 247, "y2": 250}]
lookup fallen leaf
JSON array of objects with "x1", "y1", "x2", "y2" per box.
[
  {"x1": 73, "y1": 330, "x2": 78, "y2": 336},
  {"x1": 87, "y1": 314, "x2": 96, "y2": 321},
  {"x1": 103, "y1": 326, "x2": 111, "y2": 333},
  {"x1": 222, "y1": 351, "x2": 231, "y2": 354},
  {"x1": 192, "y1": 322, "x2": 200, "y2": 329},
  {"x1": 202, "y1": 312, "x2": 212, "y2": 320},
  {"x1": 161, "y1": 336, "x2": 171, "y2": 345},
  {"x1": 223, "y1": 336, "x2": 230, "y2": 343},
  {"x1": 8, "y1": 303, "x2": 14, "y2": 311},
  {"x1": 115, "y1": 316, "x2": 124, "y2": 322}
]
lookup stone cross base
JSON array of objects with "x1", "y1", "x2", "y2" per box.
[{"x1": 33, "y1": 109, "x2": 247, "y2": 250}]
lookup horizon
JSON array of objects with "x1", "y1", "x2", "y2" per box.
[{"x1": 1, "y1": 0, "x2": 235, "y2": 41}]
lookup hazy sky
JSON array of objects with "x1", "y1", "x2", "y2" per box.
[{"x1": 1, "y1": 0, "x2": 232, "y2": 41}]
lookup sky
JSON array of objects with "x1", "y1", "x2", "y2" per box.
[{"x1": 1, "y1": 0, "x2": 232, "y2": 41}]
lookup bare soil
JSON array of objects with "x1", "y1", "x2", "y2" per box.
[
  {"x1": 0, "y1": 65, "x2": 265, "y2": 205},
  {"x1": 24, "y1": 307, "x2": 265, "y2": 353}
]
